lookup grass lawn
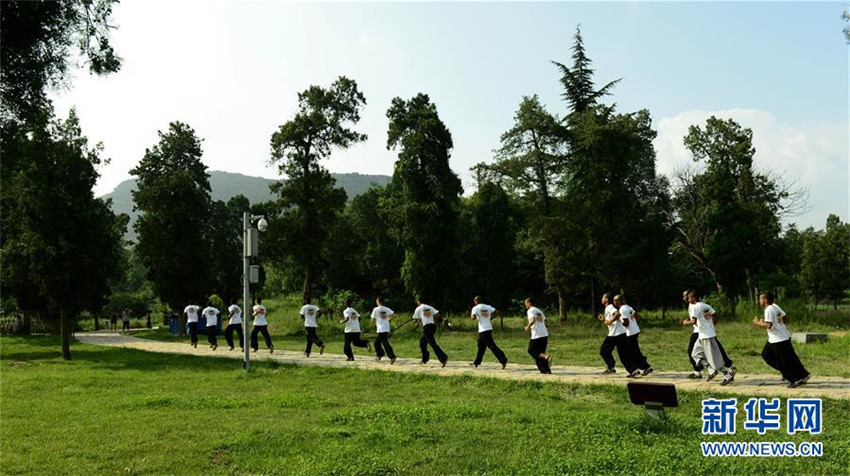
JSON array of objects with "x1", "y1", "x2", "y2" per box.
[
  {"x1": 134, "y1": 296, "x2": 850, "y2": 377},
  {"x1": 2, "y1": 335, "x2": 848, "y2": 475}
]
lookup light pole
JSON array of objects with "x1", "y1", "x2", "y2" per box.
[{"x1": 243, "y1": 212, "x2": 267, "y2": 372}]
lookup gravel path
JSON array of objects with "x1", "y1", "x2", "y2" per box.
[{"x1": 76, "y1": 331, "x2": 850, "y2": 400}]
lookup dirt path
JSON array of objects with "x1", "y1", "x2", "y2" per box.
[{"x1": 76, "y1": 331, "x2": 850, "y2": 400}]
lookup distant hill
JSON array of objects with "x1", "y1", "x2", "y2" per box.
[{"x1": 101, "y1": 170, "x2": 391, "y2": 242}]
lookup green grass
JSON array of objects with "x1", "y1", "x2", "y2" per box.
[
  {"x1": 2, "y1": 335, "x2": 849, "y2": 475},
  {"x1": 133, "y1": 296, "x2": 850, "y2": 377}
]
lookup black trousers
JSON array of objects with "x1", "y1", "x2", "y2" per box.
[
  {"x1": 628, "y1": 333, "x2": 650, "y2": 371},
  {"x1": 375, "y1": 332, "x2": 396, "y2": 359},
  {"x1": 188, "y1": 322, "x2": 198, "y2": 344},
  {"x1": 251, "y1": 325, "x2": 273, "y2": 351},
  {"x1": 343, "y1": 332, "x2": 369, "y2": 359},
  {"x1": 600, "y1": 333, "x2": 633, "y2": 372},
  {"x1": 225, "y1": 323, "x2": 244, "y2": 349},
  {"x1": 304, "y1": 327, "x2": 323, "y2": 355},
  {"x1": 762, "y1": 340, "x2": 809, "y2": 382},
  {"x1": 419, "y1": 324, "x2": 448, "y2": 364},
  {"x1": 474, "y1": 330, "x2": 507, "y2": 366},
  {"x1": 528, "y1": 337, "x2": 551, "y2": 373},
  {"x1": 207, "y1": 326, "x2": 218, "y2": 346},
  {"x1": 688, "y1": 332, "x2": 733, "y2": 370},
  {"x1": 122, "y1": 321, "x2": 130, "y2": 331}
]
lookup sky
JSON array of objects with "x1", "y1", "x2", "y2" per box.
[{"x1": 51, "y1": 1, "x2": 849, "y2": 230}]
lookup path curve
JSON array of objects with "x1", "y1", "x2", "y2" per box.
[{"x1": 76, "y1": 331, "x2": 850, "y2": 400}]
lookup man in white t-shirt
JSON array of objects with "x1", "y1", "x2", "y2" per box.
[
  {"x1": 121, "y1": 308, "x2": 131, "y2": 332},
  {"x1": 682, "y1": 289, "x2": 735, "y2": 379},
  {"x1": 301, "y1": 298, "x2": 324, "y2": 357},
  {"x1": 339, "y1": 298, "x2": 371, "y2": 361},
  {"x1": 682, "y1": 290, "x2": 735, "y2": 386},
  {"x1": 597, "y1": 293, "x2": 632, "y2": 375},
  {"x1": 225, "y1": 298, "x2": 244, "y2": 351},
  {"x1": 201, "y1": 301, "x2": 220, "y2": 351},
  {"x1": 412, "y1": 297, "x2": 448, "y2": 367},
  {"x1": 250, "y1": 298, "x2": 274, "y2": 353},
  {"x1": 370, "y1": 297, "x2": 397, "y2": 364},
  {"x1": 184, "y1": 303, "x2": 201, "y2": 348},
  {"x1": 614, "y1": 295, "x2": 652, "y2": 378},
  {"x1": 470, "y1": 296, "x2": 508, "y2": 369},
  {"x1": 753, "y1": 292, "x2": 810, "y2": 388},
  {"x1": 524, "y1": 297, "x2": 552, "y2": 374}
]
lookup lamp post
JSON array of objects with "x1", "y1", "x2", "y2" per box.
[{"x1": 243, "y1": 212, "x2": 267, "y2": 372}]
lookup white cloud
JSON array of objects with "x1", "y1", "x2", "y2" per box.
[{"x1": 653, "y1": 109, "x2": 848, "y2": 230}]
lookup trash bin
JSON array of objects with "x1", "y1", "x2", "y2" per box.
[{"x1": 169, "y1": 315, "x2": 179, "y2": 334}]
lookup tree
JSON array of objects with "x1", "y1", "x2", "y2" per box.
[
  {"x1": 207, "y1": 195, "x2": 248, "y2": 304},
  {"x1": 798, "y1": 227, "x2": 823, "y2": 307},
  {"x1": 383, "y1": 93, "x2": 462, "y2": 303},
  {"x1": 131, "y1": 122, "x2": 212, "y2": 333},
  {"x1": 268, "y1": 76, "x2": 366, "y2": 304},
  {"x1": 673, "y1": 117, "x2": 786, "y2": 314},
  {"x1": 551, "y1": 25, "x2": 620, "y2": 116},
  {"x1": 0, "y1": 110, "x2": 125, "y2": 359},
  {"x1": 820, "y1": 215, "x2": 850, "y2": 308},
  {"x1": 0, "y1": 0, "x2": 121, "y2": 125},
  {"x1": 457, "y1": 180, "x2": 517, "y2": 312}
]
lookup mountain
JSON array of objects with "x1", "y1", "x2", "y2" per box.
[{"x1": 101, "y1": 170, "x2": 391, "y2": 242}]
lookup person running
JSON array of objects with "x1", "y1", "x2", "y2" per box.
[
  {"x1": 597, "y1": 293, "x2": 631, "y2": 375},
  {"x1": 470, "y1": 296, "x2": 508, "y2": 369},
  {"x1": 614, "y1": 295, "x2": 652, "y2": 378},
  {"x1": 184, "y1": 303, "x2": 201, "y2": 348},
  {"x1": 682, "y1": 289, "x2": 735, "y2": 379},
  {"x1": 251, "y1": 298, "x2": 274, "y2": 353},
  {"x1": 109, "y1": 311, "x2": 118, "y2": 333},
  {"x1": 339, "y1": 298, "x2": 372, "y2": 361},
  {"x1": 370, "y1": 297, "x2": 397, "y2": 364},
  {"x1": 202, "y1": 301, "x2": 220, "y2": 351},
  {"x1": 413, "y1": 297, "x2": 448, "y2": 367},
  {"x1": 225, "y1": 299, "x2": 245, "y2": 351},
  {"x1": 753, "y1": 292, "x2": 811, "y2": 388},
  {"x1": 121, "y1": 308, "x2": 131, "y2": 332},
  {"x1": 301, "y1": 299, "x2": 324, "y2": 357},
  {"x1": 682, "y1": 290, "x2": 735, "y2": 386},
  {"x1": 524, "y1": 297, "x2": 552, "y2": 374}
]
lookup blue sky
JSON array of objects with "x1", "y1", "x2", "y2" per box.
[{"x1": 52, "y1": 1, "x2": 848, "y2": 229}]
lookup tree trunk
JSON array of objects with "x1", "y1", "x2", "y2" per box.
[
  {"x1": 94, "y1": 311, "x2": 100, "y2": 331},
  {"x1": 558, "y1": 287, "x2": 567, "y2": 323},
  {"x1": 178, "y1": 311, "x2": 186, "y2": 337},
  {"x1": 60, "y1": 307, "x2": 72, "y2": 361},
  {"x1": 21, "y1": 310, "x2": 32, "y2": 335},
  {"x1": 589, "y1": 276, "x2": 596, "y2": 320},
  {"x1": 302, "y1": 258, "x2": 314, "y2": 305}
]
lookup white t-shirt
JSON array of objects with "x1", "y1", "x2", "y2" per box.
[
  {"x1": 343, "y1": 307, "x2": 361, "y2": 333},
  {"x1": 227, "y1": 305, "x2": 242, "y2": 325},
  {"x1": 413, "y1": 304, "x2": 438, "y2": 326},
  {"x1": 301, "y1": 304, "x2": 319, "y2": 328},
  {"x1": 619, "y1": 304, "x2": 640, "y2": 336},
  {"x1": 764, "y1": 303, "x2": 792, "y2": 343},
  {"x1": 184, "y1": 305, "x2": 200, "y2": 323},
  {"x1": 691, "y1": 301, "x2": 717, "y2": 339},
  {"x1": 527, "y1": 307, "x2": 548, "y2": 339},
  {"x1": 371, "y1": 306, "x2": 394, "y2": 333},
  {"x1": 471, "y1": 304, "x2": 496, "y2": 333},
  {"x1": 605, "y1": 304, "x2": 626, "y2": 337},
  {"x1": 253, "y1": 304, "x2": 268, "y2": 326},
  {"x1": 687, "y1": 303, "x2": 700, "y2": 334},
  {"x1": 202, "y1": 306, "x2": 219, "y2": 327}
]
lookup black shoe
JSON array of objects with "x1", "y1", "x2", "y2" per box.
[
  {"x1": 390, "y1": 357, "x2": 397, "y2": 365},
  {"x1": 687, "y1": 372, "x2": 702, "y2": 379},
  {"x1": 419, "y1": 361, "x2": 427, "y2": 366},
  {"x1": 602, "y1": 368, "x2": 616, "y2": 375},
  {"x1": 441, "y1": 359, "x2": 448, "y2": 368},
  {"x1": 501, "y1": 361, "x2": 507, "y2": 370},
  {"x1": 470, "y1": 362, "x2": 478, "y2": 368},
  {"x1": 801, "y1": 374, "x2": 811, "y2": 384},
  {"x1": 228, "y1": 346, "x2": 234, "y2": 351},
  {"x1": 346, "y1": 358, "x2": 354, "y2": 361},
  {"x1": 627, "y1": 370, "x2": 641, "y2": 379},
  {"x1": 720, "y1": 376, "x2": 734, "y2": 386},
  {"x1": 212, "y1": 344, "x2": 217, "y2": 351},
  {"x1": 706, "y1": 371, "x2": 718, "y2": 382},
  {"x1": 319, "y1": 345, "x2": 325, "y2": 355},
  {"x1": 729, "y1": 366, "x2": 738, "y2": 378},
  {"x1": 269, "y1": 345, "x2": 274, "y2": 354},
  {"x1": 641, "y1": 368, "x2": 653, "y2": 376}
]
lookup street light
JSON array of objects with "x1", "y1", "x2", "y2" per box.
[{"x1": 243, "y1": 213, "x2": 266, "y2": 372}]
